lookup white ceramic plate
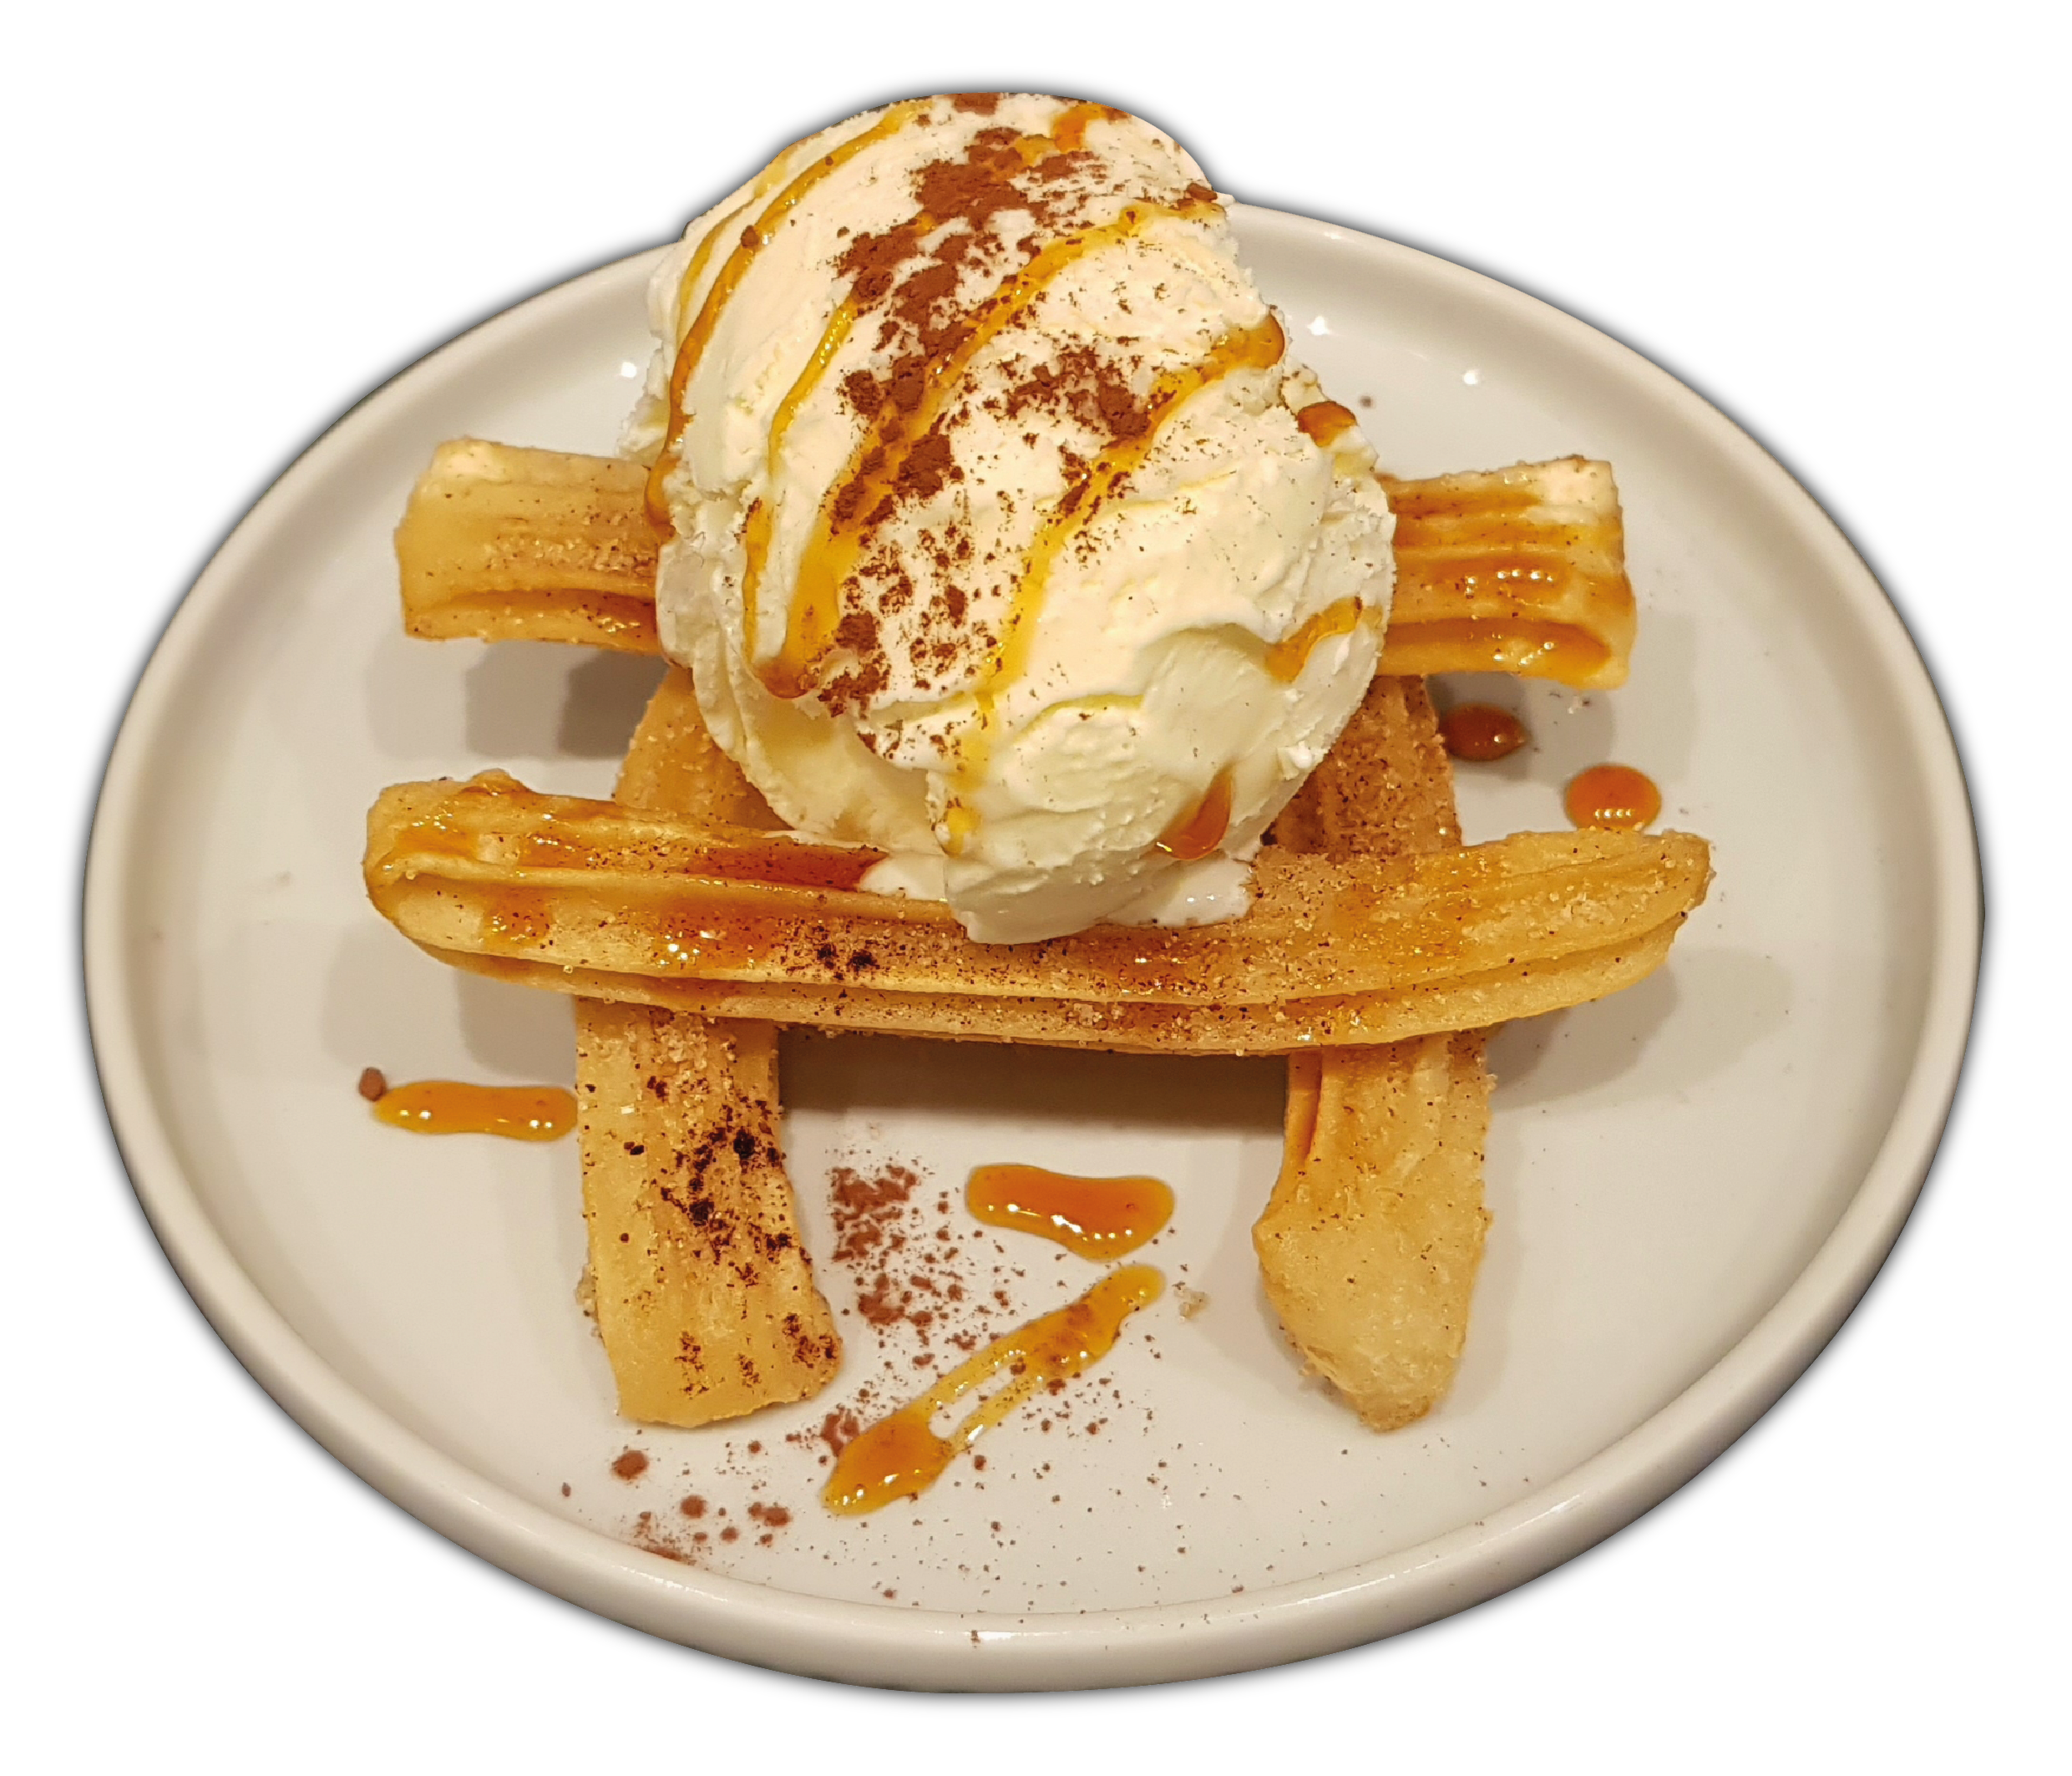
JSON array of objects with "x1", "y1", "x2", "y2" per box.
[{"x1": 84, "y1": 207, "x2": 1978, "y2": 1691}]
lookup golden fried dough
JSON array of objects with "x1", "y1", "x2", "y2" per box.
[
  {"x1": 574, "y1": 665, "x2": 838, "y2": 1425},
  {"x1": 364, "y1": 774, "x2": 1709, "y2": 1028},
  {"x1": 577, "y1": 1003, "x2": 840, "y2": 1424},
  {"x1": 1257, "y1": 1033, "x2": 1493, "y2": 1429}
]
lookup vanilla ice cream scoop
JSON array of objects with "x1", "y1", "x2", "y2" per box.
[{"x1": 623, "y1": 94, "x2": 1392, "y2": 941}]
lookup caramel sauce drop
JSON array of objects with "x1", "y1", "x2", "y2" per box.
[
  {"x1": 1154, "y1": 766, "x2": 1234, "y2": 861},
  {"x1": 1439, "y1": 703, "x2": 1529, "y2": 762},
  {"x1": 1264, "y1": 596, "x2": 1365, "y2": 682},
  {"x1": 823, "y1": 1265, "x2": 1163, "y2": 1515},
  {"x1": 372, "y1": 1081, "x2": 576, "y2": 1141},
  {"x1": 1294, "y1": 399, "x2": 1357, "y2": 446},
  {"x1": 829, "y1": 1409, "x2": 958, "y2": 1513},
  {"x1": 1564, "y1": 764, "x2": 1662, "y2": 830},
  {"x1": 965, "y1": 1165, "x2": 1174, "y2": 1259}
]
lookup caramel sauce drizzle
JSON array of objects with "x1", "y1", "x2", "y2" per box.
[
  {"x1": 1294, "y1": 399, "x2": 1357, "y2": 445},
  {"x1": 1380, "y1": 617, "x2": 1609, "y2": 682},
  {"x1": 414, "y1": 804, "x2": 886, "y2": 893},
  {"x1": 1397, "y1": 550, "x2": 1571, "y2": 593},
  {"x1": 1264, "y1": 596, "x2": 1367, "y2": 683},
  {"x1": 737, "y1": 297, "x2": 864, "y2": 662},
  {"x1": 372, "y1": 1080, "x2": 576, "y2": 1141},
  {"x1": 478, "y1": 886, "x2": 552, "y2": 945},
  {"x1": 765, "y1": 190, "x2": 1219, "y2": 700},
  {"x1": 1439, "y1": 703, "x2": 1529, "y2": 762},
  {"x1": 823, "y1": 1264, "x2": 1163, "y2": 1515},
  {"x1": 1565, "y1": 764, "x2": 1661, "y2": 830},
  {"x1": 646, "y1": 100, "x2": 931, "y2": 528},
  {"x1": 643, "y1": 196, "x2": 773, "y2": 530},
  {"x1": 941, "y1": 802, "x2": 980, "y2": 856},
  {"x1": 966, "y1": 1165, "x2": 1173, "y2": 1258},
  {"x1": 1155, "y1": 765, "x2": 1234, "y2": 861},
  {"x1": 396, "y1": 813, "x2": 478, "y2": 860},
  {"x1": 952, "y1": 312, "x2": 1287, "y2": 807},
  {"x1": 1050, "y1": 100, "x2": 1125, "y2": 151}
]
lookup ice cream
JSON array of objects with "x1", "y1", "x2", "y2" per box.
[{"x1": 623, "y1": 94, "x2": 1393, "y2": 942}]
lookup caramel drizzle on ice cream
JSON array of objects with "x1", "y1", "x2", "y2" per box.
[
  {"x1": 946, "y1": 312, "x2": 1287, "y2": 816},
  {"x1": 1049, "y1": 99, "x2": 1126, "y2": 151},
  {"x1": 1264, "y1": 596, "x2": 1370, "y2": 682},
  {"x1": 1154, "y1": 765, "x2": 1236, "y2": 861},
  {"x1": 750, "y1": 167, "x2": 1219, "y2": 699},
  {"x1": 640, "y1": 97, "x2": 1332, "y2": 875},
  {"x1": 646, "y1": 100, "x2": 932, "y2": 528},
  {"x1": 650, "y1": 94, "x2": 1174, "y2": 682},
  {"x1": 985, "y1": 317, "x2": 1291, "y2": 698},
  {"x1": 1294, "y1": 399, "x2": 1357, "y2": 446}
]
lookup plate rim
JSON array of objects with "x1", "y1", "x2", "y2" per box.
[{"x1": 60, "y1": 62, "x2": 2005, "y2": 1707}]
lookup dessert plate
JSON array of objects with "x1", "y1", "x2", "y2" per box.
[{"x1": 84, "y1": 207, "x2": 1978, "y2": 1690}]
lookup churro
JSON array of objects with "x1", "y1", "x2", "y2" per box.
[{"x1": 573, "y1": 669, "x2": 839, "y2": 1425}]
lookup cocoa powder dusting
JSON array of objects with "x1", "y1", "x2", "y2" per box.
[
  {"x1": 631, "y1": 1510, "x2": 689, "y2": 1563},
  {"x1": 610, "y1": 1449, "x2": 649, "y2": 1481},
  {"x1": 828, "y1": 1158, "x2": 990, "y2": 1348},
  {"x1": 799, "y1": 102, "x2": 1207, "y2": 721},
  {"x1": 811, "y1": 1153, "x2": 1046, "y2": 1476},
  {"x1": 804, "y1": 1406, "x2": 863, "y2": 1458}
]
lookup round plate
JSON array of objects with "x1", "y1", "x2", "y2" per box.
[{"x1": 84, "y1": 206, "x2": 1978, "y2": 1690}]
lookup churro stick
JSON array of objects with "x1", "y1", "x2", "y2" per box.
[
  {"x1": 577, "y1": 668, "x2": 840, "y2": 1425},
  {"x1": 364, "y1": 771, "x2": 1708, "y2": 1048},
  {"x1": 1377, "y1": 459, "x2": 1634, "y2": 688},
  {"x1": 394, "y1": 442, "x2": 1636, "y2": 688},
  {"x1": 1269, "y1": 673, "x2": 1461, "y2": 859},
  {"x1": 365, "y1": 773, "x2": 1707, "y2": 1006},
  {"x1": 577, "y1": 1004, "x2": 840, "y2": 1423},
  {"x1": 1260, "y1": 675, "x2": 1493, "y2": 1428},
  {"x1": 612, "y1": 664, "x2": 778, "y2": 830},
  {"x1": 418, "y1": 922, "x2": 1680, "y2": 1054},
  {"x1": 1257, "y1": 1031, "x2": 1493, "y2": 1430},
  {"x1": 396, "y1": 443, "x2": 661, "y2": 650}
]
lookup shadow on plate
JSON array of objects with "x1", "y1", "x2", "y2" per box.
[
  {"x1": 465, "y1": 642, "x2": 665, "y2": 762},
  {"x1": 1490, "y1": 946, "x2": 1791, "y2": 1108},
  {"x1": 781, "y1": 1029, "x2": 1286, "y2": 1136},
  {"x1": 320, "y1": 919, "x2": 575, "y2": 1080}
]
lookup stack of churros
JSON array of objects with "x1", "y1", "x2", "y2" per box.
[
  {"x1": 369, "y1": 443, "x2": 1707, "y2": 1436},
  {"x1": 364, "y1": 88, "x2": 1709, "y2": 1474}
]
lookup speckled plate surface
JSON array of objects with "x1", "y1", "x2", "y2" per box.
[{"x1": 84, "y1": 208, "x2": 1978, "y2": 1689}]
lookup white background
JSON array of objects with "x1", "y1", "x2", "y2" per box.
[{"x1": 9, "y1": 3, "x2": 2062, "y2": 1768}]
